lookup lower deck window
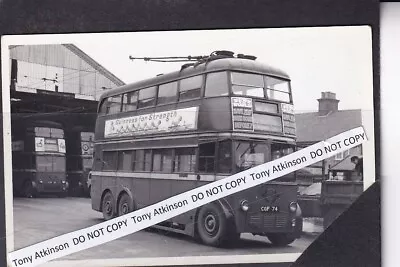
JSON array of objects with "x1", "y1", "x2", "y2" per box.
[
  {"x1": 152, "y1": 149, "x2": 173, "y2": 172},
  {"x1": 174, "y1": 148, "x2": 196, "y2": 172},
  {"x1": 198, "y1": 143, "x2": 216, "y2": 173},
  {"x1": 102, "y1": 151, "x2": 117, "y2": 171},
  {"x1": 118, "y1": 151, "x2": 133, "y2": 171},
  {"x1": 218, "y1": 141, "x2": 232, "y2": 173}
]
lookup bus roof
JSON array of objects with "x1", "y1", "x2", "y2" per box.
[{"x1": 99, "y1": 57, "x2": 290, "y2": 100}]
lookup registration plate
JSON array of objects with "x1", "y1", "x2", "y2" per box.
[{"x1": 260, "y1": 206, "x2": 279, "y2": 212}]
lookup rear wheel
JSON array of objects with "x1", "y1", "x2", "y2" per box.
[
  {"x1": 118, "y1": 193, "x2": 134, "y2": 216},
  {"x1": 196, "y1": 203, "x2": 231, "y2": 247},
  {"x1": 102, "y1": 191, "x2": 116, "y2": 220},
  {"x1": 267, "y1": 233, "x2": 296, "y2": 246},
  {"x1": 22, "y1": 181, "x2": 35, "y2": 198}
]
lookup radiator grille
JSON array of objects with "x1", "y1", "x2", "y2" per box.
[{"x1": 248, "y1": 214, "x2": 288, "y2": 229}]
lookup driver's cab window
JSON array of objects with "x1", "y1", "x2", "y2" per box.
[
  {"x1": 234, "y1": 141, "x2": 270, "y2": 172},
  {"x1": 271, "y1": 145, "x2": 294, "y2": 160}
]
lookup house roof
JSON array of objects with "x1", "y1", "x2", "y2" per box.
[{"x1": 295, "y1": 109, "x2": 362, "y2": 144}]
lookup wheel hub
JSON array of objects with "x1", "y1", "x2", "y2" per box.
[
  {"x1": 121, "y1": 203, "x2": 128, "y2": 214},
  {"x1": 105, "y1": 200, "x2": 112, "y2": 214},
  {"x1": 204, "y1": 214, "x2": 217, "y2": 233}
]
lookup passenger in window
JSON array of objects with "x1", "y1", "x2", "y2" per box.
[{"x1": 350, "y1": 156, "x2": 363, "y2": 181}]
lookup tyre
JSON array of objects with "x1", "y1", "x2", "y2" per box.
[
  {"x1": 22, "y1": 180, "x2": 35, "y2": 198},
  {"x1": 196, "y1": 203, "x2": 231, "y2": 247},
  {"x1": 267, "y1": 233, "x2": 296, "y2": 246},
  {"x1": 117, "y1": 193, "x2": 134, "y2": 216},
  {"x1": 101, "y1": 191, "x2": 116, "y2": 220}
]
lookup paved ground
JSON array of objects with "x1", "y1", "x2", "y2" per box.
[{"x1": 12, "y1": 197, "x2": 318, "y2": 260}]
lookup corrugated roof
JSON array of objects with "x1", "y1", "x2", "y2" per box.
[
  {"x1": 63, "y1": 44, "x2": 125, "y2": 86},
  {"x1": 295, "y1": 109, "x2": 362, "y2": 143},
  {"x1": 9, "y1": 44, "x2": 125, "y2": 87}
]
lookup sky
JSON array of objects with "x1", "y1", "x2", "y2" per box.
[
  {"x1": 3, "y1": 26, "x2": 373, "y2": 113},
  {"x1": 73, "y1": 26, "x2": 373, "y2": 113}
]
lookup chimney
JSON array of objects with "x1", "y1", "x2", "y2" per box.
[{"x1": 318, "y1": 92, "x2": 339, "y2": 116}]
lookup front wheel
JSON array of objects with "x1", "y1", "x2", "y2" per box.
[
  {"x1": 102, "y1": 191, "x2": 116, "y2": 220},
  {"x1": 267, "y1": 233, "x2": 296, "y2": 246},
  {"x1": 196, "y1": 203, "x2": 231, "y2": 247}
]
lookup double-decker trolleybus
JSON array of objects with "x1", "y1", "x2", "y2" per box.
[
  {"x1": 66, "y1": 126, "x2": 95, "y2": 196},
  {"x1": 91, "y1": 51, "x2": 302, "y2": 246},
  {"x1": 11, "y1": 118, "x2": 69, "y2": 197}
]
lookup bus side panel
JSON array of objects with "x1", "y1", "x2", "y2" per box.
[
  {"x1": 91, "y1": 174, "x2": 103, "y2": 211},
  {"x1": 149, "y1": 179, "x2": 172, "y2": 205},
  {"x1": 198, "y1": 97, "x2": 231, "y2": 131},
  {"x1": 168, "y1": 179, "x2": 205, "y2": 228},
  {"x1": 91, "y1": 174, "x2": 118, "y2": 212},
  {"x1": 131, "y1": 178, "x2": 151, "y2": 209}
]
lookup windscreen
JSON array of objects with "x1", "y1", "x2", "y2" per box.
[
  {"x1": 231, "y1": 72, "x2": 291, "y2": 102},
  {"x1": 37, "y1": 155, "x2": 66, "y2": 172},
  {"x1": 234, "y1": 141, "x2": 271, "y2": 172}
]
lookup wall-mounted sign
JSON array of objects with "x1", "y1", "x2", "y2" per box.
[
  {"x1": 12, "y1": 140, "x2": 24, "y2": 151},
  {"x1": 231, "y1": 97, "x2": 254, "y2": 131},
  {"x1": 104, "y1": 106, "x2": 199, "y2": 138},
  {"x1": 81, "y1": 141, "x2": 94, "y2": 155}
]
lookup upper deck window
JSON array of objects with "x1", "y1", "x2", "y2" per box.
[
  {"x1": 35, "y1": 127, "x2": 51, "y2": 137},
  {"x1": 205, "y1": 72, "x2": 229, "y2": 97},
  {"x1": 35, "y1": 127, "x2": 64, "y2": 138},
  {"x1": 107, "y1": 95, "x2": 122, "y2": 114},
  {"x1": 264, "y1": 76, "x2": 290, "y2": 102},
  {"x1": 138, "y1": 87, "x2": 156, "y2": 109},
  {"x1": 158, "y1": 81, "x2": 178, "y2": 104},
  {"x1": 51, "y1": 128, "x2": 64, "y2": 138},
  {"x1": 122, "y1": 91, "x2": 138, "y2": 111},
  {"x1": 231, "y1": 72, "x2": 265, "y2": 98},
  {"x1": 179, "y1": 75, "x2": 202, "y2": 101}
]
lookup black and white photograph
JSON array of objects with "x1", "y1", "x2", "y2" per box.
[{"x1": 2, "y1": 26, "x2": 376, "y2": 266}]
